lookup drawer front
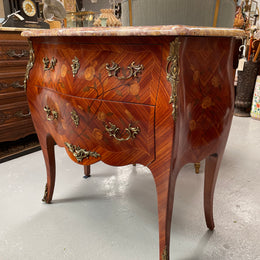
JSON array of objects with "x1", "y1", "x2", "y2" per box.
[
  {"x1": 0, "y1": 101, "x2": 31, "y2": 125},
  {"x1": 0, "y1": 91, "x2": 27, "y2": 106},
  {"x1": 0, "y1": 74, "x2": 25, "y2": 94},
  {"x1": 30, "y1": 87, "x2": 155, "y2": 166},
  {"x1": 0, "y1": 118, "x2": 35, "y2": 142},
  {"x1": 0, "y1": 41, "x2": 29, "y2": 62},
  {"x1": 32, "y1": 42, "x2": 162, "y2": 105}
]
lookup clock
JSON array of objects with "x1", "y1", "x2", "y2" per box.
[
  {"x1": 2, "y1": 0, "x2": 50, "y2": 28},
  {"x1": 19, "y1": 0, "x2": 39, "y2": 22},
  {"x1": 22, "y1": 0, "x2": 37, "y2": 18}
]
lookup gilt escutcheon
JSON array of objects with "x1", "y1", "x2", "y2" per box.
[
  {"x1": 71, "y1": 56, "x2": 80, "y2": 77},
  {"x1": 71, "y1": 110, "x2": 79, "y2": 127}
]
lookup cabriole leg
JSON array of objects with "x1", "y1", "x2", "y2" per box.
[
  {"x1": 39, "y1": 135, "x2": 56, "y2": 204},
  {"x1": 149, "y1": 161, "x2": 180, "y2": 260},
  {"x1": 204, "y1": 151, "x2": 224, "y2": 230}
]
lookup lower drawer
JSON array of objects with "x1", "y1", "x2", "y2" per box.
[
  {"x1": 30, "y1": 87, "x2": 155, "y2": 166},
  {"x1": 0, "y1": 118, "x2": 35, "y2": 142},
  {"x1": 0, "y1": 73, "x2": 26, "y2": 94},
  {"x1": 0, "y1": 101, "x2": 31, "y2": 125}
]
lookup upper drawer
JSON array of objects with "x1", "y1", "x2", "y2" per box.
[
  {"x1": 0, "y1": 41, "x2": 29, "y2": 63},
  {"x1": 31, "y1": 42, "x2": 163, "y2": 105}
]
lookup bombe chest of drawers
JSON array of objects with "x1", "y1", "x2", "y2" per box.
[
  {"x1": 22, "y1": 25, "x2": 244, "y2": 260},
  {"x1": 0, "y1": 28, "x2": 35, "y2": 143}
]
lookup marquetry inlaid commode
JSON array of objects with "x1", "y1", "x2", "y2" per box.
[
  {"x1": 0, "y1": 28, "x2": 35, "y2": 142},
  {"x1": 22, "y1": 26, "x2": 244, "y2": 260}
]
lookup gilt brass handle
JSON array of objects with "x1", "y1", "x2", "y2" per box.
[
  {"x1": 15, "y1": 111, "x2": 31, "y2": 118},
  {"x1": 0, "y1": 81, "x2": 24, "y2": 90},
  {"x1": 44, "y1": 106, "x2": 58, "y2": 121},
  {"x1": 105, "y1": 61, "x2": 144, "y2": 80},
  {"x1": 11, "y1": 81, "x2": 25, "y2": 89},
  {"x1": 65, "y1": 142, "x2": 100, "y2": 162},
  {"x1": 43, "y1": 57, "x2": 57, "y2": 71},
  {"x1": 105, "y1": 122, "x2": 140, "y2": 141},
  {"x1": 7, "y1": 49, "x2": 29, "y2": 58}
]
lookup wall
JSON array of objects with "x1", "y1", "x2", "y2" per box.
[
  {"x1": 121, "y1": 0, "x2": 236, "y2": 27},
  {"x1": 82, "y1": 0, "x2": 111, "y2": 12},
  {"x1": 0, "y1": 0, "x2": 5, "y2": 18}
]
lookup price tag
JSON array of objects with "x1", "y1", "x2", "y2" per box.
[{"x1": 237, "y1": 58, "x2": 246, "y2": 71}]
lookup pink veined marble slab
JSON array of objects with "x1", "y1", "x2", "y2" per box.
[{"x1": 21, "y1": 25, "x2": 245, "y2": 38}]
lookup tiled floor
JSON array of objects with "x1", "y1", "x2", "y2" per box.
[{"x1": 0, "y1": 116, "x2": 259, "y2": 260}]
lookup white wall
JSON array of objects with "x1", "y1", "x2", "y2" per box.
[
  {"x1": 121, "y1": 0, "x2": 236, "y2": 27},
  {"x1": 83, "y1": 0, "x2": 110, "y2": 12}
]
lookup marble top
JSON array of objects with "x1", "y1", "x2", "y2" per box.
[
  {"x1": 0, "y1": 27, "x2": 34, "y2": 32},
  {"x1": 21, "y1": 25, "x2": 245, "y2": 38}
]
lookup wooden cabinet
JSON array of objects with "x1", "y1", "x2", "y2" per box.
[
  {"x1": 23, "y1": 26, "x2": 244, "y2": 260},
  {"x1": 0, "y1": 29, "x2": 35, "y2": 143}
]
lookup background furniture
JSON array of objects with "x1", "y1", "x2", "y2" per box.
[
  {"x1": 23, "y1": 25, "x2": 244, "y2": 260},
  {"x1": 0, "y1": 28, "x2": 35, "y2": 144}
]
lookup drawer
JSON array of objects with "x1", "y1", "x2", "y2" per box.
[
  {"x1": 30, "y1": 87, "x2": 155, "y2": 166},
  {"x1": 0, "y1": 73, "x2": 25, "y2": 94},
  {"x1": 0, "y1": 41, "x2": 29, "y2": 62},
  {"x1": 31, "y1": 42, "x2": 162, "y2": 105},
  {"x1": 0, "y1": 118, "x2": 35, "y2": 142},
  {"x1": 0, "y1": 101, "x2": 31, "y2": 125}
]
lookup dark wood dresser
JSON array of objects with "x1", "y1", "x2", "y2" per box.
[
  {"x1": 0, "y1": 28, "x2": 35, "y2": 143},
  {"x1": 22, "y1": 26, "x2": 244, "y2": 260}
]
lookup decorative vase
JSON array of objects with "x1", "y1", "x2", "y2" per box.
[{"x1": 94, "y1": 9, "x2": 122, "y2": 27}]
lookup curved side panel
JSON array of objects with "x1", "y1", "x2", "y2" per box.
[{"x1": 175, "y1": 36, "x2": 235, "y2": 166}]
